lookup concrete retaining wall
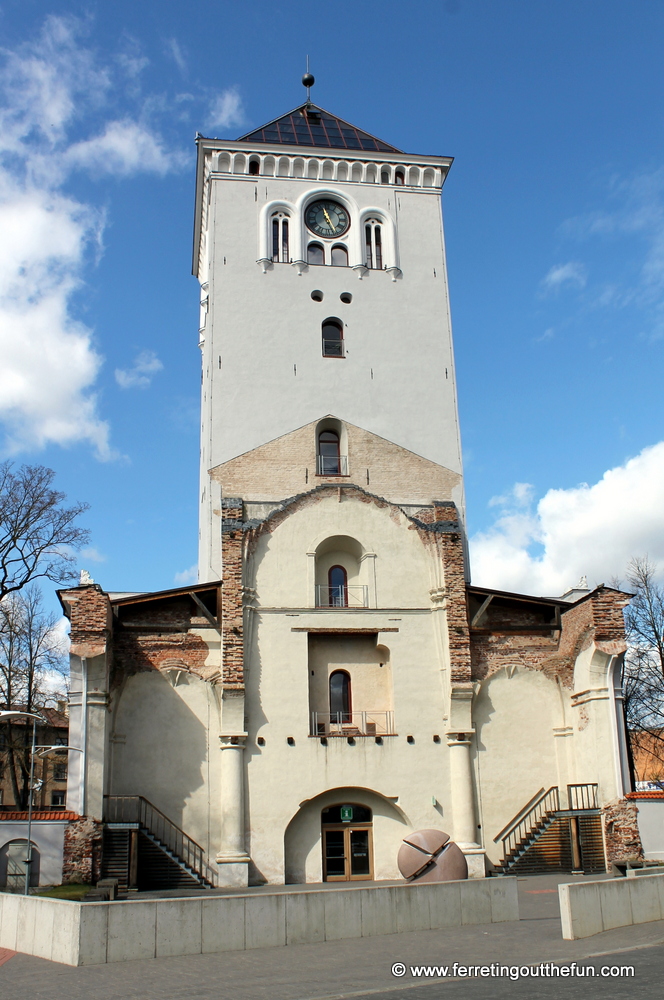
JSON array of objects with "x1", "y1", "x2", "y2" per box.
[
  {"x1": 0, "y1": 877, "x2": 518, "y2": 966},
  {"x1": 559, "y1": 873, "x2": 664, "y2": 940}
]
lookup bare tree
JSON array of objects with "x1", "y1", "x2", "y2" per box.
[
  {"x1": 0, "y1": 461, "x2": 89, "y2": 601},
  {"x1": 0, "y1": 586, "x2": 69, "y2": 808},
  {"x1": 621, "y1": 558, "x2": 664, "y2": 785}
]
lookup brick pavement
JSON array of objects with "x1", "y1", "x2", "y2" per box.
[{"x1": 0, "y1": 875, "x2": 663, "y2": 1000}]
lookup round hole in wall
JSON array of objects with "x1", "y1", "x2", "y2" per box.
[
  {"x1": 340, "y1": 292, "x2": 352, "y2": 304},
  {"x1": 287, "y1": 736, "x2": 295, "y2": 746},
  {"x1": 375, "y1": 736, "x2": 383, "y2": 745},
  {"x1": 433, "y1": 734, "x2": 441, "y2": 743},
  {"x1": 311, "y1": 290, "x2": 324, "y2": 302},
  {"x1": 407, "y1": 735, "x2": 415, "y2": 744},
  {"x1": 257, "y1": 736, "x2": 265, "y2": 746}
]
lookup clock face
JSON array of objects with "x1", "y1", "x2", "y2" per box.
[{"x1": 305, "y1": 200, "x2": 350, "y2": 238}]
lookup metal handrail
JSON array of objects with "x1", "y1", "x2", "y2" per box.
[
  {"x1": 311, "y1": 710, "x2": 395, "y2": 736},
  {"x1": 315, "y1": 584, "x2": 368, "y2": 608},
  {"x1": 497, "y1": 786, "x2": 560, "y2": 862},
  {"x1": 567, "y1": 783, "x2": 599, "y2": 810},
  {"x1": 103, "y1": 795, "x2": 218, "y2": 887}
]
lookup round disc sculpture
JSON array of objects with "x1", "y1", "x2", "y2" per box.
[{"x1": 398, "y1": 829, "x2": 468, "y2": 882}]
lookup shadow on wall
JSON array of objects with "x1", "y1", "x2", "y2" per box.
[
  {"x1": 110, "y1": 670, "x2": 211, "y2": 832},
  {"x1": 284, "y1": 785, "x2": 408, "y2": 884},
  {"x1": 0, "y1": 839, "x2": 40, "y2": 889}
]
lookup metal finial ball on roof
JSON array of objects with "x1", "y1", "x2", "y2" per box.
[{"x1": 302, "y1": 73, "x2": 315, "y2": 89}]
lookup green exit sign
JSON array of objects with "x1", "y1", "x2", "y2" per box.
[{"x1": 340, "y1": 805, "x2": 353, "y2": 822}]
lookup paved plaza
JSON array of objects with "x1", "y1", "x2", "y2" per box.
[{"x1": 1, "y1": 876, "x2": 663, "y2": 999}]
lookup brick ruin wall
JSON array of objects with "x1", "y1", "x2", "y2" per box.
[
  {"x1": 221, "y1": 498, "x2": 245, "y2": 688},
  {"x1": 62, "y1": 816, "x2": 103, "y2": 884},
  {"x1": 602, "y1": 798, "x2": 644, "y2": 867},
  {"x1": 470, "y1": 588, "x2": 630, "y2": 688}
]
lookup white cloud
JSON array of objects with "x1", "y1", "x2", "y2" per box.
[
  {"x1": 115, "y1": 350, "x2": 163, "y2": 389},
  {"x1": 207, "y1": 87, "x2": 244, "y2": 132},
  {"x1": 166, "y1": 38, "x2": 187, "y2": 74},
  {"x1": 541, "y1": 261, "x2": 587, "y2": 292},
  {"x1": 66, "y1": 119, "x2": 189, "y2": 177},
  {"x1": 469, "y1": 441, "x2": 664, "y2": 596},
  {"x1": 174, "y1": 564, "x2": 197, "y2": 585},
  {"x1": 0, "y1": 16, "x2": 192, "y2": 456},
  {"x1": 80, "y1": 546, "x2": 106, "y2": 563}
]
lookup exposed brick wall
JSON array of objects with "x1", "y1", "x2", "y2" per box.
[
  {"x1": 434, "y1": 506, "x2": 471, "y2": 684},
  {"x1": 62, "y1": 584, "x2": 112, "y2": 657},
  {"x1": 469, "y1": 586, "x2": 630, "y2": 687},
  {"x1": 210, "y1": 417, "x2": 461, "y2": 505},
  {"x1": 62, "y1": 816, "x2": 103, "y2": 884},
  {"x1": 221, "y1": 498, "x2": 245, "y2": 688},
  {"x1": 111, "y1": 630, "x2": 211, "y2": 687},
  {"x1": 602, "y1": 798, "x2": 644, "y2": 866}
]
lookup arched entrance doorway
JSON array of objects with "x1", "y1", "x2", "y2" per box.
[
  {"x1": 0, "y1": 839, "x2": 40, "y2": 890},
  {"x1": 322, "y1": 804, "x2": 373, "y2": 881}
]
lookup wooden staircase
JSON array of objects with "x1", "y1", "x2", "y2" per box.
[
  {"x1": 494, "y1": 784, "x2": 605, "y2": 875},
  {"x1": 102, "y1": 796, "x2": 219, "y2": 893}
]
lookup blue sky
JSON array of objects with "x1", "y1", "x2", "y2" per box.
[{"x1": 1, "y1": 0, "x2": 663, "y2": 601}]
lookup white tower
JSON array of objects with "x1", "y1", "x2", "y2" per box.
[{"x1": 193, "y1": 89, "x2": 464, "y2": 581}]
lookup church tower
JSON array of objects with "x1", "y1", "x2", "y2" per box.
[
  {"x1": 56, "y1": 84, "x2": 634, "y2": 895},
  {"x1": 193, "y1": 91, "x2": 464, "y2": 581}
]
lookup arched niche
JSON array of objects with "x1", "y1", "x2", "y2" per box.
[
  {"x1": 307, "y1": 159, "x2": 319, "y2": 179},
  {"x1": 315, "y1": 416, "x2": 348, "y2": 476},
  {"x1": 284, "y1": 785, "x2": 408, "y2": 883},
  {"x1": 322, "y1": 160, "x2": 335, "y2": 180},
  {"x1": 292, "y1": 158, "x2": 305, "y2": 178},
  {"x1": 232, "y1": 153, "x2": 246, "y2": 174},
  {"x1": 277, "y1": 156, "x2": 290, "y2": 177},
  {"x1": 263, "y1": 156, "x2": 275, "y2": 176},
  {"x1": 408, "y1": 166, "x2": 421, "y2": 186},
  {"x1": 217, "y1": 152, "x2": 231, "y2": 173},
  {"x1": 365, "y1": 164, "x2": 377, "y2": 184},
  {"x1": 351, "y1": 162, "x2": 363, "y2": 182},
  {"x1": 337, "y1": 162, "x2": 348, "y2": 181},
  {"x1": 423, "y1": 168, "x2": 435, "y2": 187}
]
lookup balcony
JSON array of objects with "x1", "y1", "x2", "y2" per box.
[
  {"x1": 316, "y1": 454, "x2": 348, "y2": 476},
  {"x1": 311, "y1": 711, "x2": 395, "y2": 737},
  {"x1": 315, "y1": 584, "x2": 368, "y2": 608},
  {"x1": 322, "y1": 338, "x2": 345, "y2": 358}
]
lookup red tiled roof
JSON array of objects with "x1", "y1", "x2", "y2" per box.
[
  {"x1": 626, "y1": 792, "x2": 664, "y2": 800},
  {"x1": 0, "y1": 810, "x2": 79, "y2": 821}
]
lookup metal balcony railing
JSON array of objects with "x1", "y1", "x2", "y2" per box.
[
  {"x1": 316, "y1": 454, "x2": 348, "y2": 476},
  {"x1": 322, "y1": 338, "x2": 344, "y2": 358},
  {"x1": 311, "y1": 711, "x2": 395, "y2": 737},
  {"x1": 315, "y1": 584, "x2": 368, "y2": 608}
]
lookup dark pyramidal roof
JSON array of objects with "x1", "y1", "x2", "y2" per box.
[{"x1": 238, "y1": 103, "x2": 403, "y2": 154}]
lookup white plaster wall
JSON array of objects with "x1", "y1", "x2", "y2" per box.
[
  {"x1": 569, "y1": 647, "x2": 624, "y2": 805},
  {"x1": 110, "y1": 671, "x2": 222, "y2": 859},
  {"x1": 203, "y1": 177, "x2": 460, "y2": 474},
  {"x1": 473, "y1": 668, "x2": 560, "y2": 865},
  {"x1": 0, "y1": 822, "x2": 65, "y2": 885},
  {"x1": 243, "y1": 497, "x2": 454, "y2": 883},
  {"x1": 635, "y1": 800, "x2": 664, "y2": 860}
]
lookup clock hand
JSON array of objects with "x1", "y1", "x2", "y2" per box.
[{"x1": 323, "y1": 208, "x2": 335, "y2": 231}]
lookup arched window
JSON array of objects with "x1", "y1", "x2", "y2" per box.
[
  {"x1": 329, "y1": 669, "x2": 351, "y2": 722},
  {"x1": 365, "y1": 221, "x2": 383, "y2": 270},
  {"x1": 248, "y1": 158, "x2": 260, "y2": 175},
  {"x1": 271, "y1": 213, "x2": 289, "y2": 263},
  {"x1": 308, "y1": 242, "x2": 325, "y2": 265},
  {"x1": 318, "y1": 430, "x2": 340, "y2": 474},
  {"x1": 328, "y1": 565, "x2": 348, "y2": 607},
  {"x1": 331, "y1": 244, "x2": 348, "y2": 267},
  {"x1": 395, "y1": 169, "x2": 405, "y2": 186},
  {"x1": 381, "y1": 169, "x2": 390, "y2": 184},
  {"x1": 322, "y1": 319, "x2": 344, "y2": 358}
]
